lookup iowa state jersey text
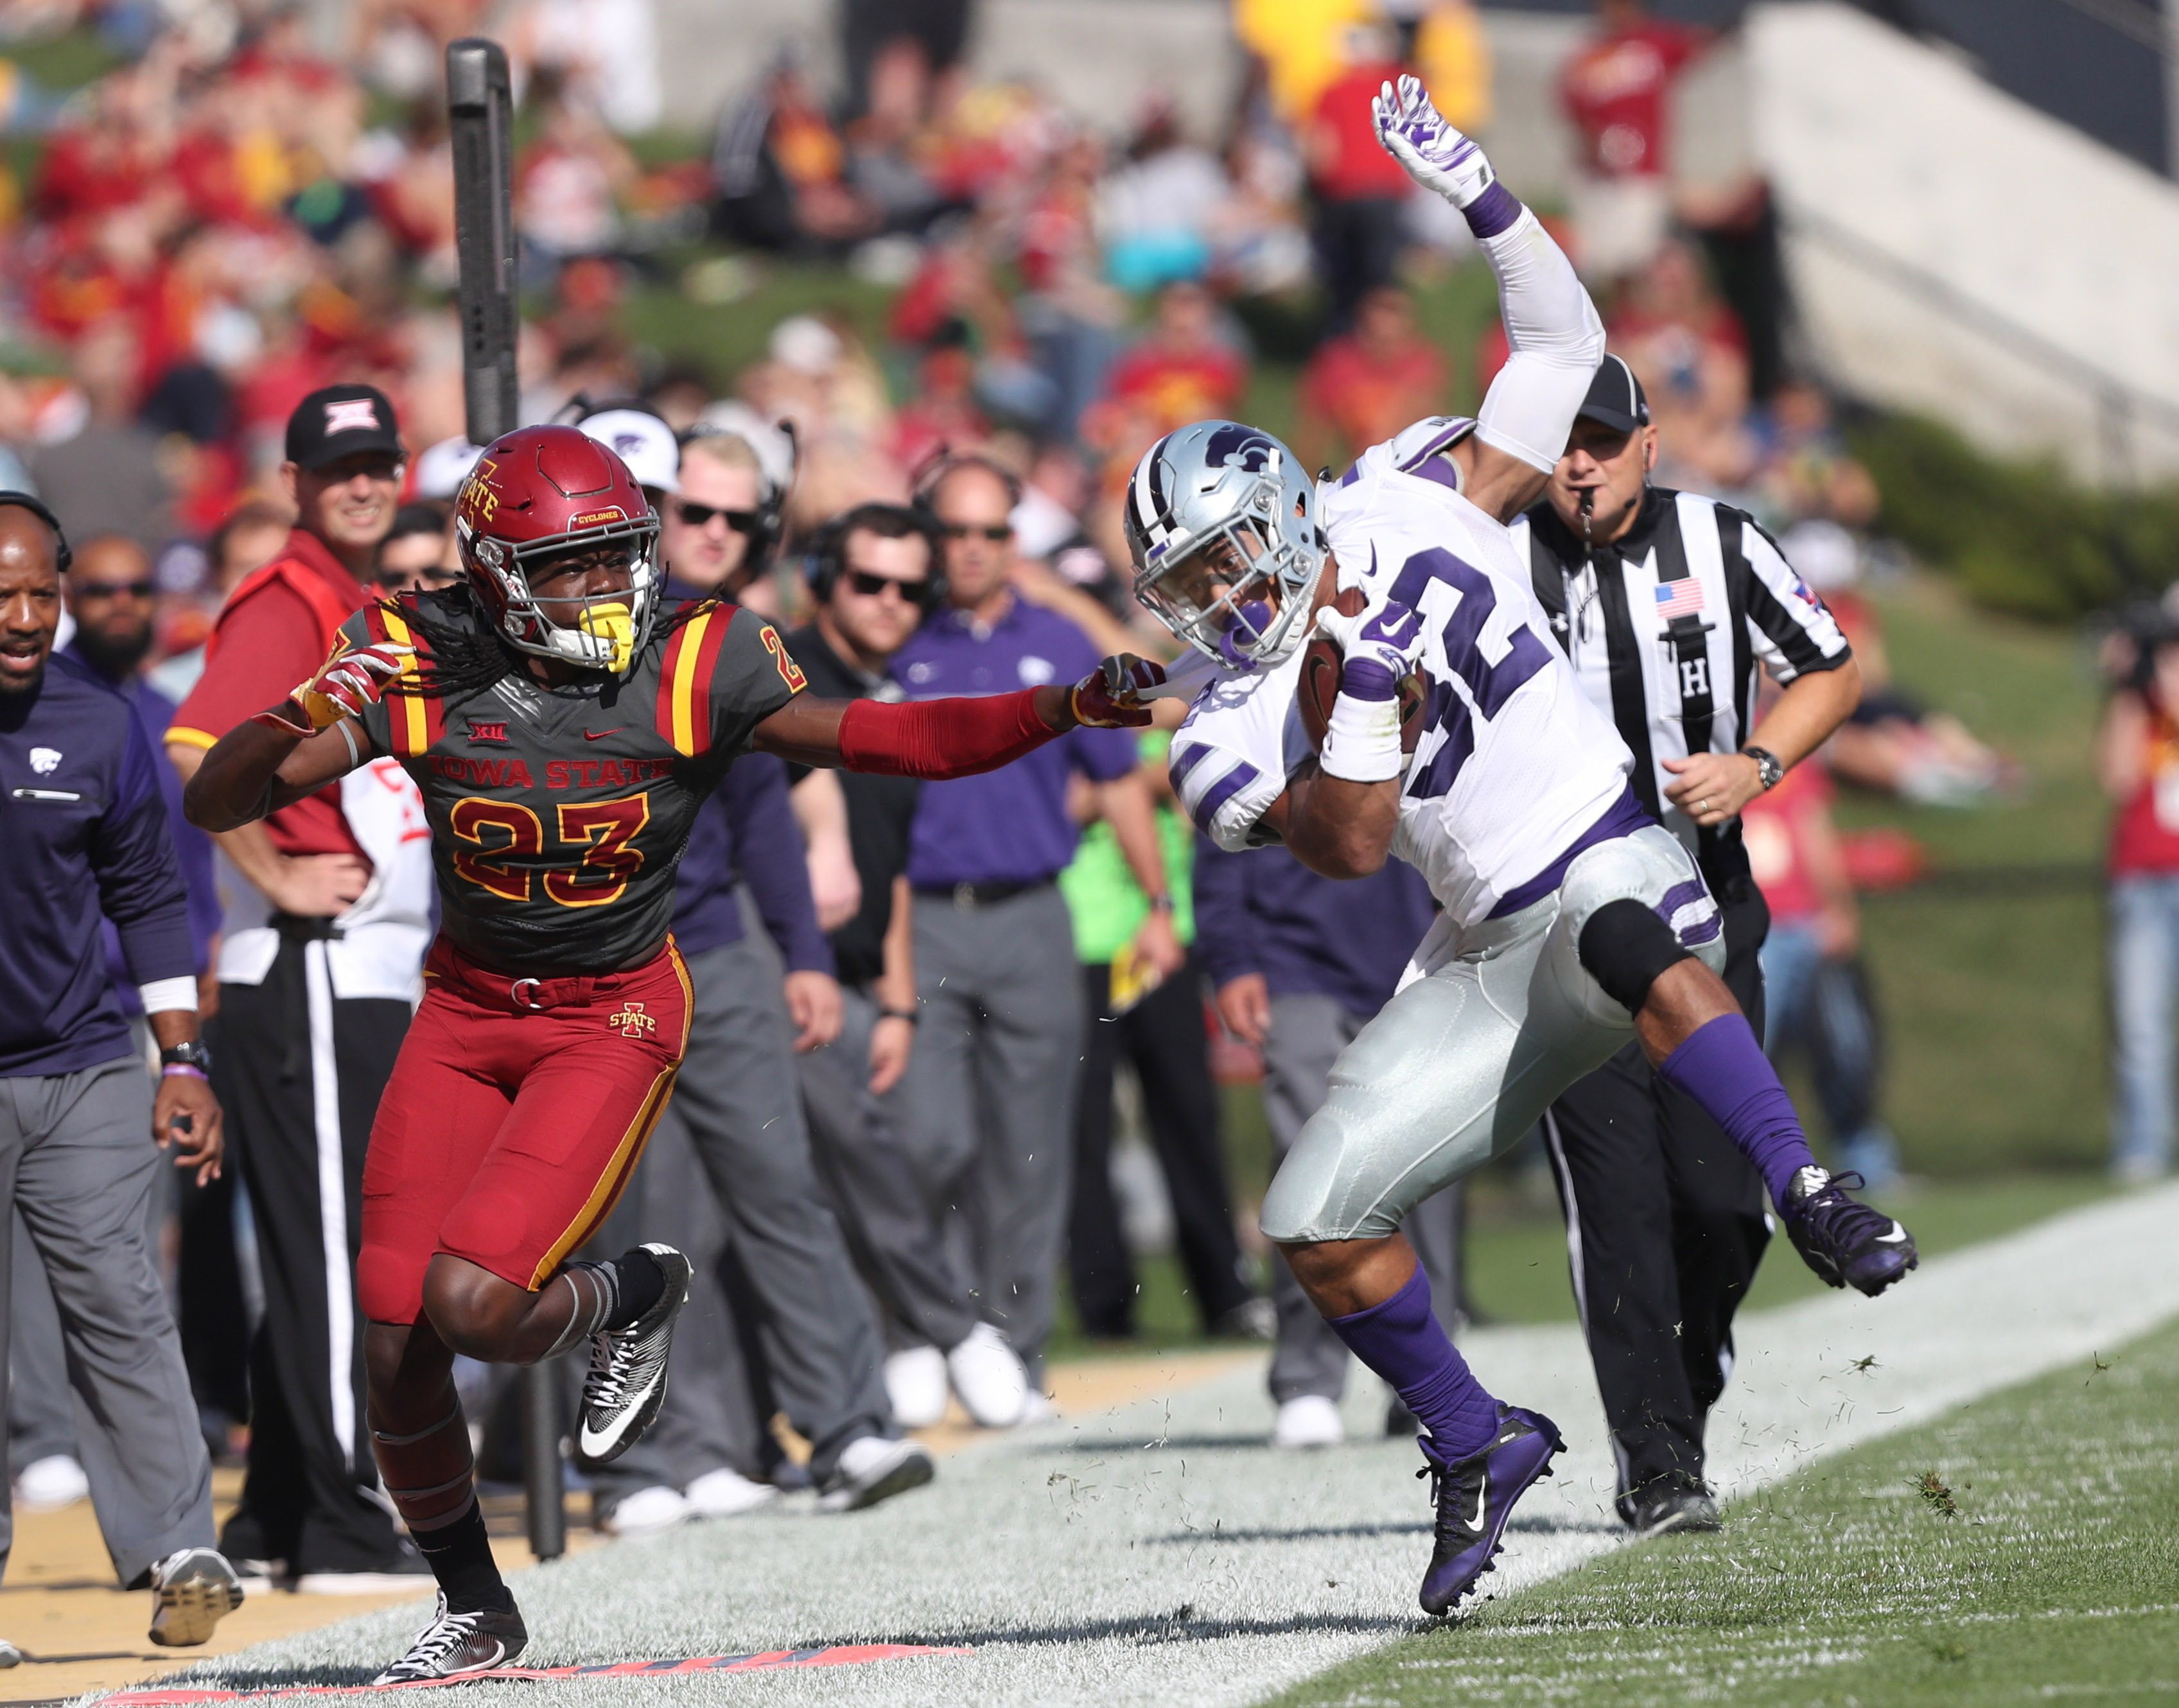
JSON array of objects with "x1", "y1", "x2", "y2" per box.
[{"x1": 343, "y1": 595, "x2": 802, "y2": 972}]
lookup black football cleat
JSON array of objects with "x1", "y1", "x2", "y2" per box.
[
  {"x1": 1417, "y1": 1404, "x2": 1564, "y2": 1616},
  {"x1": 372, "y1": 1593, "x2": 527, "y2": 1684},
  {"x1": 576, "y1": 1243, "x2": 693, "y2": 1468},
  {"x1": 1783, "y1": 1167, "x2": 1918, "y2": 1296}
]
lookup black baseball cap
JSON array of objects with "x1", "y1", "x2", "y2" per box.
[
  {"x1": 285, "y1": 384, "x2": 405, "y2": 471},
  {"x1": 1575, "y1": 354, "x2": 1650, "y2": 435}
]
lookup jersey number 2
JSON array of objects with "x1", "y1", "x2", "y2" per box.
[
  {"x1": 1387, "y1": 548, "x2": 1552, "y2": 800},
  {"x1": 450, "y1": 794, "x2": 650, "y2": 907}
]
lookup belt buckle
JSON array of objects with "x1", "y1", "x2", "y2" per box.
[
  {"x1": 509, "y1": 977, "x2": 545, "y2": 1012},
  {"x1": 952, "y1": 882, "x2": 976, "y2": 913}
]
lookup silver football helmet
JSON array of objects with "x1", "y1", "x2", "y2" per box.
[{"x1": 1123, "y1": 420, "x2": 1327, "y2": 668}]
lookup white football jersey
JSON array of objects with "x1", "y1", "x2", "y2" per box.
[{"x1": 1169, "y1": 422, "x2": 1636, "y2": 930}]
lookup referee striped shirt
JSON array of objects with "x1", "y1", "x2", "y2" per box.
[{"x1": 1510, "y1": 487, "x2": 1852, "y2": 883}]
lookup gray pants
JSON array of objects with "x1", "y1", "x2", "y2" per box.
[
  {"x1": 902, "y1": 885, "x2": 1083, "y2": 1375},
  {"x1": 1263, "y1": 995, "x2": 1464, "y2": 1406},
  {"x1": 800, "y1": 986, "x2": 976, "y2": 1352},
  {"x1": 1263, "y1": 826, "x2": 1724, "y2": 1242},
  {"x1": 592, "y1": 936, "x2": 889, "y2": 1498},
  {"x1": 0, "y1": 1056, "x2": 213, "y2": 1585}
]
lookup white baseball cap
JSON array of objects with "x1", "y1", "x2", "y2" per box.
[
  {"x1": 412, "y1": 436, "x2": 485, "y2": 500},
  {"x1": 577, "y1": 409, "x2": 682, "y2": 496},
  {"x1": 688, "y1": 400, "x2": 796, "y2": 503}
]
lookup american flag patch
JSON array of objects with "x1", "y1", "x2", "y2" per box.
[{"x1": 1655, "y1": 579, "x2": 1706, "y2": 621}]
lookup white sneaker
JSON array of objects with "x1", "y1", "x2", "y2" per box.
[
  {"x1": 15, "y1": 1454, "x2": 88, "y2": 1511},
  {"x1": 1017, "y1": 1389, "x2": 1056, "y2": 1425},
  {"x1": 683, "y1": 1466, "x2": 779, "y2": 1520},
  {"x1": 1273, "y1": 1394, "x2": 1346, "y2": 1449},
  {"x1": 148, "y1": 1547, "x2": 246, "y2": 1646},
  {"x1": 884, "y1": 1345, "x2": 949, "y2": 1429},
  {"x1": 599, "y1": 1484, "x2": 692, "y2": 1538},
  {"x1": 946, "y1": 1323, "x2": 1029, "y2": 1428},
  {"x1": 816, "y1": 1435, "x2": 935, "y2": 1513}
]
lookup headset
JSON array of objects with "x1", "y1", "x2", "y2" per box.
[
  {"x1": 681, "y1": 416, "x2": 798, "y2": 575},
  {"x1": 804, "y1": 502, "x2": 946, "y2": 610},
  {"x1": 0, "y1": 492, "x2": 73, "y2": 573}
]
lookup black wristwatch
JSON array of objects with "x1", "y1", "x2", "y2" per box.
[
  {"x1": 1740, "y1": 745, "x2": 1783, "y2": 792},
  {"x1": 879, "y1": 1006, "x2": 920, "y2": 1027},
  {"x1": 159, "y1": 1040, "x2": 214, "y2": 1073}
]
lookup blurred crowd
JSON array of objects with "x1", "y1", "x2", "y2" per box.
[{"x1": 0, "y1": 0, "x2": 2052, "y2": 1543}]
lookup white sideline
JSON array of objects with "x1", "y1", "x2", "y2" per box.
[{"x1": 144, "y1": 1181, "x2": 2179, "y2": 1708}]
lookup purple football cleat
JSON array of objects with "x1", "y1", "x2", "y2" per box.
[
  {"x1": 1783, "y1": 1167, "x2": 1918, "y2": 1296},
  {"x1": 1417, "y1": 1404, "x2": 1564, "y2": 1616}
]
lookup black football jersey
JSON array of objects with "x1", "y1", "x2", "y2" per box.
[{"x1": 344, "y1": 593, "x2": 807, "y2": 973}]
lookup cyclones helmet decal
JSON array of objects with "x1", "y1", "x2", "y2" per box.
[{"x1": 455, "y1": 424, "x2": 662, "y2": 674}]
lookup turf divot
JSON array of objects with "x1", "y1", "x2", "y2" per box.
[{"x1": 104, "y1": 1180, "x2": 2179, "y2": 1708}]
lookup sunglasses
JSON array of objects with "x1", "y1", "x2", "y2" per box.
[
  {"x1": 674, "y1": 501, "x2": 760, "y2": 534},
  {"x1": 74, "y1": 580, "x2": 155, "y2": 599},
  {"x1": 938, "y1": 523, "x2": 1012, "y2": 543},
  {"x1": 374, "y1": 567, "x2": 462, "y2": 590},
  {"x1": 843, "y1": 568, "x2": 933, "y2": 604}
]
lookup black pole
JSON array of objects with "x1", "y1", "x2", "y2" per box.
[
  {"x1": 521, "y1": 1360, "x2": 566, "y2": 1561},
  {"x1": 446, "y1": 37, "x2": 518, "y2": 448}
]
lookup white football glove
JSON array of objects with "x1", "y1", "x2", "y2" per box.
[
  {"x1": 1314, "y1": 597, "x2": 1425, "y2": 785},
  {"x1": 1315, "y1": 595, "x2": 1426, "y2": 700},
  {"x1": 1372, "y1": 73, "x2": 1497, "y2": 211}
]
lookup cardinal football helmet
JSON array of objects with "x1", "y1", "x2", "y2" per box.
[
  {"x1": 454, "y1": 424, "x2": 661, "y2": 674},
  {"x1": 1122, "y1": 421, "x2": 1326, "y2": 669}
]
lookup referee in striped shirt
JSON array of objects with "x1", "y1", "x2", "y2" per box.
[{"x1": 1512, "y1": 356, "x2": 1862, "y2": 1535}]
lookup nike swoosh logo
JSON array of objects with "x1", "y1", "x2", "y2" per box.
[
  {"x1": 1875, "y1": 1224, "x2": 1909, "y2": 1243},
  {"x1": 583, "y1": 728, "x2": 624, "y2": 740},
  {"x1": 1467, "y1": 1473, "x2": 1487, "y2": 1529},
  {"x1": 462, "y1": 1642, "x2": 505, "y2": 1674}
]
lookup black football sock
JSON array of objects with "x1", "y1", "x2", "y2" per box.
[
  {"x1": 600, "y1": 1246, "x2": 665, "y2": 1331},
  {"x1": 413, "y1": 1499, "x2": 514, "y2": 1614}
]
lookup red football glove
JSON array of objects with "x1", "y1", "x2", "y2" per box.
[
  {"x1": 1070, "y1": 655, "x2": 1165, "y2": 729},
  {"x1": 252, "y1": 641, "x2": 411, "y2": 736}
]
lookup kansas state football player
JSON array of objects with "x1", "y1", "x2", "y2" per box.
[{"x1": 1125, "y1": 78, "x2": 1917, "y2": 1615}]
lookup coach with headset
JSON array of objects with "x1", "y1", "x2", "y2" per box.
[
  {"x1": 889, "y1": 455, "x2": 1180, "y2": 1393},
  {"x1": 1512, "y1": 356, "x2": 1862, "y2": 1535}
]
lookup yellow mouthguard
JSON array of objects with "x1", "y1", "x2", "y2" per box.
[{"x1": 578, "y1": 600, "x2": 637, "y2": 674}]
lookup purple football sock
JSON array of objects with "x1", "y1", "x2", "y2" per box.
[
  {"x1": 1658, "y1": 1014, "x2": 1817, "y2": 1209},
  {"x1": 1327, "y1": 1266, "x2": 1498, "y2": 1462}
]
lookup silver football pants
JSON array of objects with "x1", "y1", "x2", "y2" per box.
[{"x1": 1259, "y1": 825, "x2": 1726, "y2": 1244}]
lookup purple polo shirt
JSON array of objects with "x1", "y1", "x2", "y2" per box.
[
  {"x1": 1193, "y1": 838, "x2": 1439, "y2": 1020},
  {"x1": 893, "y1": 596, "x2": 1136, "y2": 888}
]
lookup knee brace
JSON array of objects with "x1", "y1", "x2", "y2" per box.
[{"x1": 1577, "y1": 898, "x2": 1692, "y2": 1016}]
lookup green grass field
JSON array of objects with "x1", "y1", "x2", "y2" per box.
[{"x1": 1269, "y1": 1312, "x2": 2179, "y2": 1708}]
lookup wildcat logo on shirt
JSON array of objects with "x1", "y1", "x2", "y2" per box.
[{"x1": 28, "y1": 747, "x2": 61, "y2": 774}]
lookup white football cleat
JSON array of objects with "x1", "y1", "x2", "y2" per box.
[
  {"x1": 1272, "y1": 1394, "x2": 1346, "y2": 1450},
  {"x1": 599, "y1": 1484, "x2": 692, "y2": 1538},
  {"x1": 15, "y1": 1453, "x2": 89, "y2": 1511},
  {"x1": 947, "y1": 1323, "x2": 1029, "y2": 1428},
  {"x1": 884, "y1": 1344, "x2": 949, "y2": 1428},
  {"x1": 683, "y1": 1466, "x2": 779, "y2": 1519}
]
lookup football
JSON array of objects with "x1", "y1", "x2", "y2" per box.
[{"x1": 1297, "y1": 584, "x2": 1429, "y2": 755}]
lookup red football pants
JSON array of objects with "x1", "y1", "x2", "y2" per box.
[{"x1": 357, "y1": 935, "x2": 692, "y2": 1325}]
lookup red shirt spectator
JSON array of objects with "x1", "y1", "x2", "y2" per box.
[
  {"x1": 1742, "y1": 760, "x2": 1832, "y2": 925},
  {"x1": 2108, "y1": 683, "x2": 2179, "y2": 878},
  {"x1": 1559, "y1": 4, "x2": 1702, "y2": 179},
  {"x1": 1297, "y1": 286, "x2": 1446, "y2": 473},
  {"x1": 169, "y1": 525, "x2": 372, "y2": 862},
  {"x1": 1105, "y1": 281, "x2": 1247, "y2": 435},
  {"x1": 1308, "y1": 60, "x2": 1416, "y2": 202}
]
